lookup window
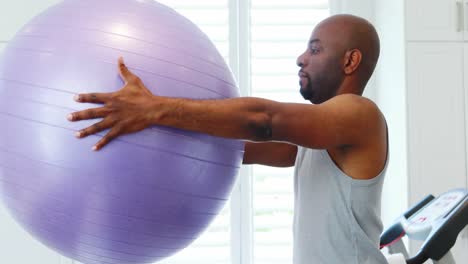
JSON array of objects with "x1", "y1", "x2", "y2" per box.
[
  {"x1": 156, "y1": 1, "x2": 231, "y2": 263},
  {"x1": 250, "y1": 2, "x2": 329, "y2": 263}
]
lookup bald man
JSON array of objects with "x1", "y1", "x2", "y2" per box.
[{"x1": 68, "y1": 14, "x2": 388, "y2": 264}]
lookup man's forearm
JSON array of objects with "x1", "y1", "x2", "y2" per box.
[{"x1": 151, "y1": 96, "x2": 279, "y2": 141}]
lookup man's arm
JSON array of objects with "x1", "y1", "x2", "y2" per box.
[
  {"x1": 68, "y1": 58, "x2": 383, "y2": 151},
  {"x1": 243, "y1": 142, "x2": 298, "y2": 167}
]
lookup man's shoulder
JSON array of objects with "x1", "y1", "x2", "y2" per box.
[
  {"x1": 326, "y1": 94, "x2": 382, "y2": 118},
  {"x1": 329, "y1": 93, "x2": 376, "y2": 106}
]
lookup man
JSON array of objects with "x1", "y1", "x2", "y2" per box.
[{"x1": 68, "y1": 14, "x2": 388, "y2": 264}]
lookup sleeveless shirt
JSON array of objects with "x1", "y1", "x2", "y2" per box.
[{"x1": 292, "y1": 147, "x2": 389, "y2": 264}]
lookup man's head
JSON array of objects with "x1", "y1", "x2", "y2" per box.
[{"x1": 296, "y1": 14, "x2": 380, "y2": 104}]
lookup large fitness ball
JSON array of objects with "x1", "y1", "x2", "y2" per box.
[{"x1": 0, "y1": 0, "x2": 243, "y2": 263}]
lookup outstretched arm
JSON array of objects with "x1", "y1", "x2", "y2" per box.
[{"x1": 68, "y1": 58, "x2": 383, "y2": 152}]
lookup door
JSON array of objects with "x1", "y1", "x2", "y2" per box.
[
  {"x1": 407, "y1": 42, "x2": 466, "y2": 198},
  {"x1": 406, "y1": 0, "x2": 464, "y2": 41},
  {"x1": 460, "y1": 42, "x2": 468, "y2": 262},
  {"x1": 406, "y1": 42, "x2": 466, "y2": 261},
  {"x1": 465, "y1": 0, "x2": 468, "y2": 40}
]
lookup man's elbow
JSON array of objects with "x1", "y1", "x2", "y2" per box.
[{"x1": 247, "y1": 114, "x2": 274, "y2": 141}]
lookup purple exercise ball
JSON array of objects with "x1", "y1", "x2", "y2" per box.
[{"x1": 0, "y1": 0, "x2": 243, "y2": 263}]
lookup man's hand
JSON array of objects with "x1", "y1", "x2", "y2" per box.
[{"x1": 67, "y1": 57, "x2": 157, "y2": 151}]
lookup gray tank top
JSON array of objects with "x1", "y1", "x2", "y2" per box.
[{"x1": 293, "y1": 147, "x2": 389, "y2": 264}]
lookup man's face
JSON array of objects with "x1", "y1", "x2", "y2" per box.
[{"x1": 296, "y1": 26, "x2": 344, "y2": 104}]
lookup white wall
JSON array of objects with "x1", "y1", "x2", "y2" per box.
[
  {"x1": 0, "y1": 1, "x2": 72, "y2": 264},
  {"x1": 0, "y1": 0, "x2": 61, "y2": 41},
  {"x1": 373, "y1": 0, "x2": 408, "y2": 227},
  {"x1": 0, "y1": 206, "x2": 70, "y2": 264},
  {"x1": 329, "y1": 0, "x2": 375, "y2": 23},
  {"x1": 0, "y1": 43, "x2": 6, "y2": 54}
]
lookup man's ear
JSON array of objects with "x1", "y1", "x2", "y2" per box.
[{"x1": 343, "y1": 49, "x2": 362, "y2": 75}]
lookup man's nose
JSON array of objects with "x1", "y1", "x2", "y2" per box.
[{"x1": 296, "y1": 52, "x2": 305, "y2": 67}]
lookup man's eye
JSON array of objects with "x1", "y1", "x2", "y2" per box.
[{"x1": 310, "y1": 48, "x2": 320, "y2": 54}]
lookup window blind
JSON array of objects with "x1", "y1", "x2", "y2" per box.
[
  {"x1": 155, "y1": 2, "x2": 232, "y2": 264},
  {"x1": 250, "y1": 1, "x2": 329, "y2": 263}
]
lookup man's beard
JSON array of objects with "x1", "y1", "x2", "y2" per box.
[{"x1": 300, "y1": 79, "x2": 314, "y2": 101}]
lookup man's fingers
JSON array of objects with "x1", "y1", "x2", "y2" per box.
[
  {"x1": 93, "y1": 125, "x2": 123, "y2": 151},
  {"x1": 75, "y1": 117, "x2": 115, "y2": 138},
  {"x1": 74, "y1": 93, "x2": 111, "y2": 104},
  {"x1": 118, "y1": 57, "x2": 138, "y2": 83},
  {"x1": 68, "y1": 107, "x2": 110, "y2": 121}
]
